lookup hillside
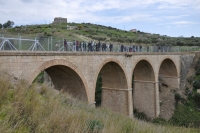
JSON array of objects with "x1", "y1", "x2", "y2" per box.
[
  {"x1": 0, "y1": 22, "x2": 200, "y2": 48},
  {"x1": 0, "y1": 69, "x2": 199, "y2": 133}
]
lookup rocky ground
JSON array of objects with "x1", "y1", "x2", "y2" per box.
[{"x1": 159, "y1": 85, "x2": 176, "y2": 120}]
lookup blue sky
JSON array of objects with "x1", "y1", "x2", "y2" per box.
[{"x1": 0, "y1": 0, "x2": 200, "y2": 37}]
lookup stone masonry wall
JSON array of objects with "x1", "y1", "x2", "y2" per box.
[
  {"x1": 180, "y1": 54, "x2": 195, "y2": 90},
  {"x1": 0, "y1": 51, "x2": 186, "y2": 118}
]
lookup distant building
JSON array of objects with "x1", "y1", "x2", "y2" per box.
[
  {"x1": 53, "y1": 17, "x2": 67, "y2": 24},
  {"x1": 129, "y1": 29, "x2": 137, "y2": 33}
]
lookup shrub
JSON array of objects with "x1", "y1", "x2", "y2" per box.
[
  {"x1": 195, "y1": 70, "x2": 200, "y2": 76},
  {"x1": 193, "y1": 93, "x2": 200, "y2": 107},
  {"x1": 133, "y1": 109, "x2": 149, "y2": 121},
  {"x1": 175, "y1": 93, "x2": 181, "y2": 104},
  {"x1": 160, "y1": 101, "x2": 163, "y2": 106},
  {"x1": 95, "y1": 75, "x2": 102, "y2": 107},
  {"x1": 193, "y1": 80, "x2": 200, "y2": 89},
  {"x1": 87, "y1": 119, "x2": 104, "y2": 133},
  {"x1": 195, "y1": 58, "x2": 200, "y2": 72},
  {"x1": 169, "y1": 104, "x2": 200, "y2": 128},
  {"x1": 187, "y1": 76, "x2": 194, "y2": 84},
  {"x1": 152, "y1": 118, "x2": 167, "y2": 125},
  {"x1": 33, "y1": 71, "x2": 44, "y2": 83}
]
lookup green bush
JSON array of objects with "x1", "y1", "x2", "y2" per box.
[
  {"x1": 195, "y1": 70, "x2": 200, "y2": 76},
  {"x1": 187, "y1": 76, "x2": 194, "y2": 84},
  {"x1": 87, "y1": 119, "x2": 104, "y2": 133},
  {"x1": 95, "y1": 75, "x2": 102, "y2": 107},
  {"x1": 33, "y1": 71, "x2": 44, "y2": 83},
  {"x1": 193, "y1": 93, "x2": 200, "y2": 107},
  {"x1": 195, "y1": 58, "x2": 200, "y2": 72},
  {"x1": 193, "y1": 80, "x2": 200, "y2": 89},
  {"x1": 169, "y1": 104, "x2": 200, "y2": 128},
  {"x1": 175, "y1": 93, "x2": 181, "y2": 105},
  {"x1": 175, "y1": 93, "x2": 181, "y2": 101},
  {"x1": 133, "y1": 109, "x2": 149, "y2": 121},
  {"x1": 152, "y1": 118, "x2": 167, "y2": 125}
]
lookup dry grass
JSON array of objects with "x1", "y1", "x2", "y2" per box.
[{"x1": 0, "y1": 70, "x2": 199, "y2": 133}]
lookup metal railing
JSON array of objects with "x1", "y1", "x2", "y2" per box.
[{"x1": 0, "y1": 35, "x2": 199, "y2": 53}]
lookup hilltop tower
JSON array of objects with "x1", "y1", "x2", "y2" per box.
[{"x1": 53, "y1": 17, "x2": 67, "y2": 24}]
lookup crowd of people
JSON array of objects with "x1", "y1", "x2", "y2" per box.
[
  {"x1": 63, "y1": 39, "x2": 114, "y2": 52},
  {"x1": 59, "y1": 39, "x2": 170, "y2": 53}
]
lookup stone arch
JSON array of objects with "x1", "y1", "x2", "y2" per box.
[
  {"x1": 133, "y1": 59, "x2": 155, "y2": 81},
  {"x1": 132, "y1": 59, "x2": 157, "y2": 118},
  {"x1": 159, "y1": 57, "x2": 178, "y2": 78},
  {"x1": 158, "y1": 58, "x2": 179, "y2": 120},
  {"x1": 29, "y1": 59, "x2": 88, "y2": 101},
  {"x1": 95, "y1": 58, "x2": 129, "y2": 114},
  {"x1": 95, "y1": 58, "x2": 128, "y2": 89},
  {"x1": 132, "y1": 57, "x2": 156, "y2": 81}
]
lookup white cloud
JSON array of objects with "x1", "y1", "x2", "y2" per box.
[
  {"x1": 156, "y1": 20, "x2": 199, "y2": 27},
  {"x1": 166, "y1": 26, "x2": 171, "y2": 28},
  {"x1": 20, "y1": 0, "x2": 34, "y2": 3},
  {"x1": 100, "y1": 14, "x2": 161, "y2": 24},
  {"x1": 165, "y1": 15, "x2": 188, "y2": 20},
  {"x1": 0, "y1": 0, "x2": 199, "y2": 37},
  {"x1": 172, "y1": 21, "x2": 199, "y2": 25}
]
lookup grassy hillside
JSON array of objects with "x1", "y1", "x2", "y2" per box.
[
  {"x1": 0, "y1": 22, "x2": 200, "y2": 47},
  {"x1": 0, "y1": 69, "x2": 199, "y2": 132}
]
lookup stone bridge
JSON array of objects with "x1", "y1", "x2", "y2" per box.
[{"x1": 0, "y1": 51, "x2": 195, "y2": 118}]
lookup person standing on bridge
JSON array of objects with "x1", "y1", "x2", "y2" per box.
[
  {"x1": 109, "y1": 43, "x2": 113, "y2": 52},
  {"x1": 96, "y1": 41, "x2": 98, "y2": 51},
  {"x1": 129, "y1": 46, "x2": 132, "y2": 52},
  {"x1": 102, "y1": 42, "x2": 104, "y2": 51},
  {"x1": 76, "y1": 40, "x2": 79, "y2": 51},
  {"x1": 158, "y1": 45, "x2": 161, "y2": 52},
  {"x1": 73, "y1": 40, "x2": 76, "y2": 51},
  {"x1": 87, "y1": 41, "x2": 90, "y2": 52},
  {"x1": 83, "y1": 41, "x2": 86, "y2": 51},
  {"x1": 64, "y1": 39, "x2": 67, "y2": 51},
  {"x1": 132, "y1": 45, "x2": 135, "y2": 52},
  {"x1": 147, "y1": 45, "x2": 149, "y2": 52},
  {"x1": 97, "y1": 41, "x2": 101, "y2": 51},
  {"x1": 136, "y1": 45, "x2": 138, "y2": 52},
  {"x1": 139, "y1": 45, "x2": 142, "y2": 52},
  {"x1": 121, "y1": 44, "x2": 124, "y2": 52}
]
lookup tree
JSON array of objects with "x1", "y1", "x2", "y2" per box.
[
  {"x1": 176, "y1": 40, "x2": 185, "y2": 46},
  {"x1": 0, "y1": 23, "x2": 2, "y2": 29},
  {"x1": 3, "y1": 20, "x2": 14, "y2": 28},
  {"x1": 77, "y1": 24, "x2": 84, "y2": 30},
  {"x1": 135, "y1": 38, "x2": 142, "y2": 44}
]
